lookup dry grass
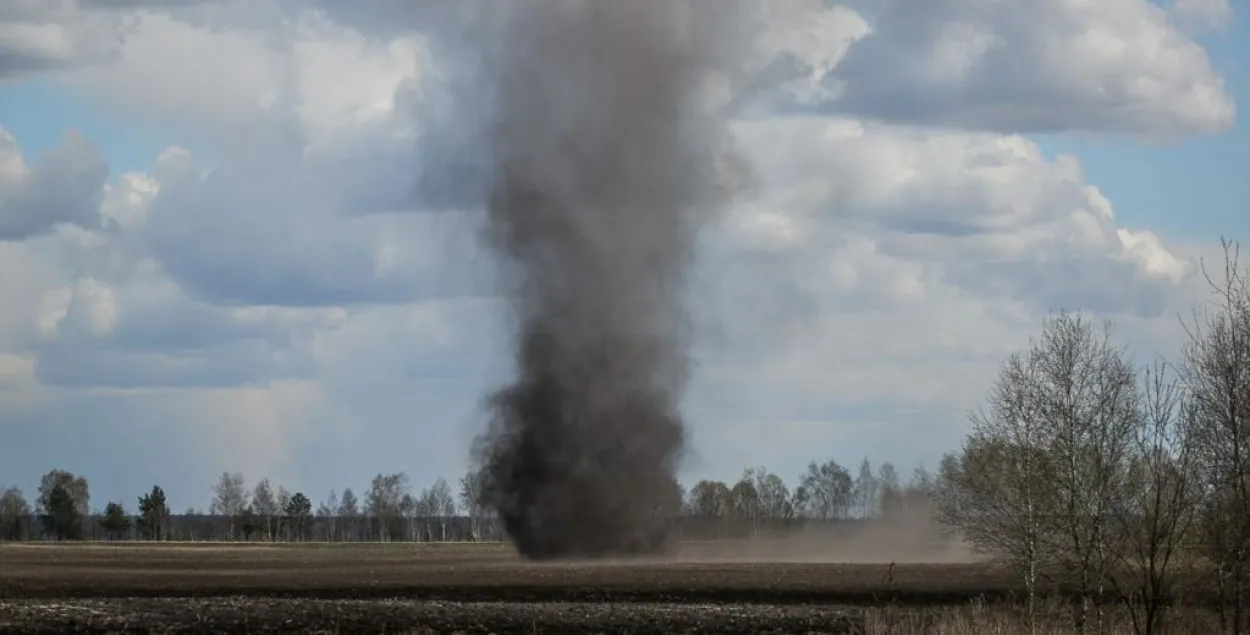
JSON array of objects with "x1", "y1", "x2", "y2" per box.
[{"x1": 862, "y1": 600, "x2": 1218, "y2": 634}]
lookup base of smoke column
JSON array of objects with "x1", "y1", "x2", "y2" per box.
[{"x1": 507, "y1": 521, "x2": 675, "y2": 562}]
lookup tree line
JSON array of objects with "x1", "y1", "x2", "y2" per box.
[{"x1": 0, "y1": 457, "x2": 942, "y2": 544}]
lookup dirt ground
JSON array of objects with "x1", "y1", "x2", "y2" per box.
[{"x1": 0, "y1": 542, "x2": 1010, "y2": 633}]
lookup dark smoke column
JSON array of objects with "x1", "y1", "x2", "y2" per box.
[{"x1": 472, "y1": 0, "x2": 740, "y2": 559}]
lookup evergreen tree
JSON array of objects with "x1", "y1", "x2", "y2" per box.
[
  {"x1": 41, "y1": 484, "x2": 82, "y2": 540},
  {"x1": 100, "y1": 502, "x2": 131, "y2": 540},
  {"x1": 284, "y1": 492, "x2": 313, "y2": 541},
  {"x1": 137, "y1": 485, "x2": 169, "y2": 541}
]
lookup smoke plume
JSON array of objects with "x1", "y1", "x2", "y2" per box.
[{"x1": 471, "y1": 1, "x2": 745, "y2": 559}]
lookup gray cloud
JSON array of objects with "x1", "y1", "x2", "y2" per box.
[
  {"x1": 0, "y1": 130, "x2": 107, "y2": 240},
  {"x1": 747, "y1": 0, "x2": 1235, "y2": 138}
]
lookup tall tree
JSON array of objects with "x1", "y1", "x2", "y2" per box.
[
  {"x1": 100, "y1": 502, "x2": 131, "y2": 540},
  {"x1": 688, "y1": 480, "x2": 731, "y2": 517},
  {"x1": 936, "y1": 312, "x2": 1139, "y2": 632},
  {"x1": 317, "y1": 490, "x2": 338, "y2": 541},
  {"x1": 41, "y1": 483, "x2": 83, "y2": 540},
  {"x1": 0, "y1": 487, "x2": 30, "y2": 541},
  {"x1": 1180, "y1": 239, "x2": 1250, "y2": 632},
  {"x1": 730, "y1": 471, "x2": 761, "y2": 534},
  {"x1": 365, "y1": 473, "x2": 410, "y2": 542},
  {"x1": 209, "y1": 472, "x2": 247, "y2": 540},
  {"x1": 338, "y1": 487, "x2": 359, "y2": 541},
  {"x1": 276, "y1": 486, "x2": 292, "y2": 540},
  {"x1": 1031, "y1": 313, "x2": 1139, "y2": 632},
  {"x1": 426, "y1": 478, "x2": 456, "y2": 542},
  {"x1": 285, "y1": 492, "x2": 312, "y2": 541},
  {"x1": 459, "y1": 469, "x2": 488, "y2": 541},
  {"x1": 1110, "y1": 360, "x2": 1201, "y2": 635},
  {"x1": 251, "y1": 478, "x2": 278, "y2": 541},
  {"x1": 687, "y1": 480, "x2": 732, "y2": 539},
  {"x1": 853, "y1": 459, "x2": 877, "y2": 519},
  {"x1": 799, "y1": 460, "x2": 853, "y2": 520},
  {"x1": 404, "y1": 492, "x2": 422, "y2": 541},
  {"x1": 887, "y1": 466, "x2": 936, "y2": 519},
  {"x1": 937, "y1": 334, "x2": 1058, "y2": 631},
  {"x1": 37, "y1": 469, "x2": 89, "y2": 518},
  {"x1": 752, "y1": 469, "x2": 792, "y2": 521},
  {"x1": 877, "y1": 462, "x2": 900, "y2": 517},
  {"x1": 137, "y1": 485, "x2": 169, "y2": 541}
]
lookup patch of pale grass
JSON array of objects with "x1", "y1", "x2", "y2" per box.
[{"x1": 862, "y1": 599, "x2": 1218, "y2": 635}]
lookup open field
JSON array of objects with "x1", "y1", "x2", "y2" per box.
[{"x1": 0, "y1": 541, "x2": 1214, "y2": 633}]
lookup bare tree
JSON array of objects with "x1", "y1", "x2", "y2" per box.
[
  {"x1": 730, "y1": 471, "x2": 761, "y2": 535},
  {"x1": 688, "y1": 480, "x2": 731, "y2": 517},
  {"x1": 427, "y1": 478, "x2": 456, "y2": 541},
  {"x1": 209, "y1": 472, "x2": 247, "y2": 540},
  {"x1": 937, "y1": 348, "x2": 1052, "y2": 634},
  {"x1": 1110, "y1": 360, "x2": 1200, "y2": 635},
  {"x1": 877, "y1": 462, "x2": 900, "y2": 519},
  {"x1": 276, "y1": 486, "x2": 292, "y2": 541},
  {"x1": 456, "y1": 471, "x2": 483, "y2": 541},
  {"x1": 752, "y1": 469, "x2": 793, "y2": 522},
  {"x1": 884, "y1": 466, "x2": 935, "y2": 519},
  {"x1": 365, "y1": 473, "x2": 410, "y2": 542},
  {"x1": 853, "y1": 459, "x2": 877, "y2": 519},
  {"x1": 337, "y1": 488, "x2": 359, "y2": 541},
  {"x1": 938, "y1": 312, "x2": 1141, "y2": 632},
  {"x1": 0, "y1": 487, "x2": 31, "y2": 540},
  {"x1": 316, "y1": 490, "x2": 338, "y2": 541},
  {"x1": 1180, "y1": 239, "x2": 1250, "y2": 632},
  {"x1": 251, "y1": 479, "x2": 278, "y2": 541},
  {"x1": 1033, "y1": 313, "x2": 1139, "y2": 632},
  {"x1": 799, "y1": 460, "x2": 853, "y2": 520},
  {"x1": 400, "y1": 492, "x2": 419, "y2": 541}
]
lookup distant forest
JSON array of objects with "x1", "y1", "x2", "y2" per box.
[{"x1": 0, "y1": 456, "x2": 940, "y2": 544}]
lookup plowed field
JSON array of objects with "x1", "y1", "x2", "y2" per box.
[{"x1": 0, "y1": 542, "x2": 1009, "y2": 634}]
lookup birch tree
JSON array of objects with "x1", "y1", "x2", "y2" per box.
[
  {"x1": 459, "y1": 469, "x2": 488, "y2": 541},
  {"x1": 753, "y1": 469, "x2": 793, "y2": 521},
  {"x1": 338, "y1": 488, "x2": 359, "y2": 541},
  {"x1": 1032, "y1": 313, "x2": 1139, "y2": 632},
  {"x1": 730, "y1": 471, "x2": 761, "y2": 535},
  {"x1": 799, "y1": 460, "x2": 853, "y2": 520},
  {"x1": 853, "y1": 459, "x2": 877, "y2": 519},
  {"x1": 252, "y1": 479, "x2": 278, "y2": 541},
  {"x1": 1180, "y1": 240, "x2": 1250, "y2": 632},
  {"x1": 365, "y1": 473, "x2": 410, "y2": 542},
  {"x1": 936, "y1": 348, "x2": 1052, "y2": 633},
  {"x1": 316, "y1": 490, "x2": 338, "y2": 541},
  {"x1": 209, "y1": 472, "x2": 247, "y2": 540},
  {"x1": 1111, "y1": 361, "x2": 1200, "y2": 635},
  {"x1": 0, "y1": 487, "x2": 30, "y2": 540},
  {"x1": 428, "y1": 478, "x2": 456, "y2": 541}
]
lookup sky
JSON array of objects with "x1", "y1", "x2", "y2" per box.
[{"x1": 0, "y1": 0, "x2": 1245, "y2": 513}]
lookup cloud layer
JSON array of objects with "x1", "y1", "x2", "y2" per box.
[{"x1": 0, "y1": 0, "x2": 1237, "y2": 509}]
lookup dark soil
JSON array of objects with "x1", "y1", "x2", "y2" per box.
[
  {"x1": 0, "y1": 543, "x2": 1010, "y2": 633},
  {"x1": 0, "y1": 598, "x2": 868, "y2": 634}
]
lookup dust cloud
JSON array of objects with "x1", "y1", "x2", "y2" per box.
[
  {"x1": 469, "y1": 1, "x2": 749, "y2": 560},
  {"x1": 507, "y1": 512, "x2": 977, "y2": 569},
  {"x1": 670, "y1": 515, "x2": 977, "y2": 565}
]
